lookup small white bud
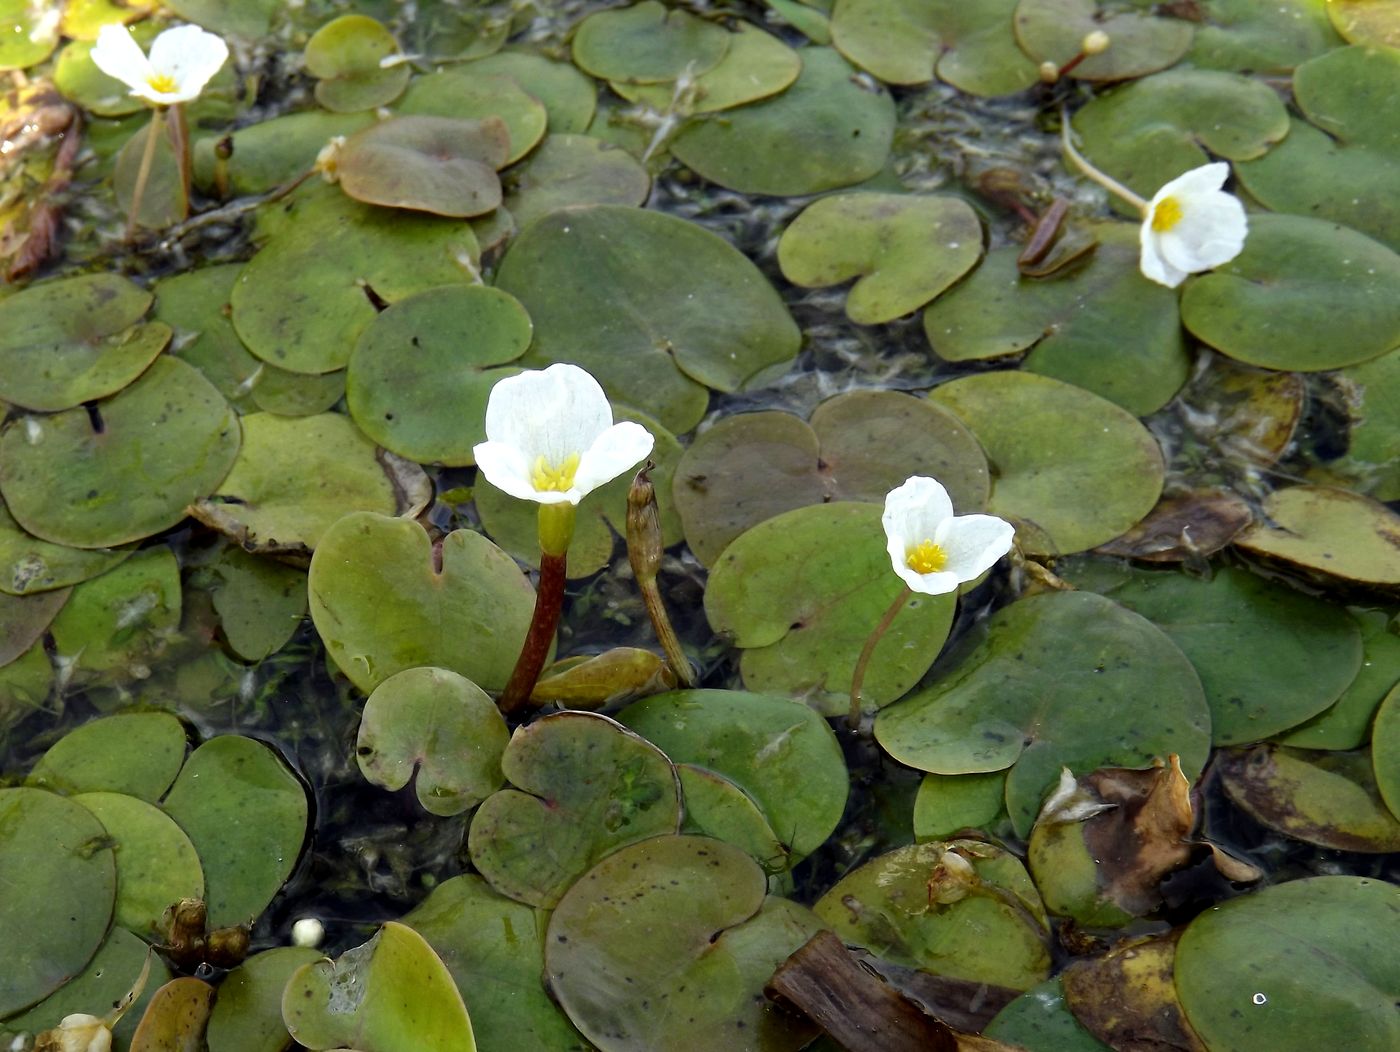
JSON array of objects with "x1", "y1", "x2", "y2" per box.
[{"x1": 291, "y1": 916, "x2": 324, "y2": 948}]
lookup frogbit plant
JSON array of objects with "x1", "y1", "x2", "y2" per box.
[
  {"x1": 474, "y1": 364, "x2": 654, "y2": 714},
  {"x1": 90, "y1": 23, "x2": 229, "y2": 238},
  {"x1": 1060, "y1": 112, "x2": 1249, "y2": 289},
  {"x1": 848, "y1": 475, "x2": 1015, "y2": 726}
]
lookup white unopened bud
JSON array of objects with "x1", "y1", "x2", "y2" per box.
[
  {"x1": 314, "y1": 136, "x2": 347, "y2": 184},
  {"x1": 37, "y1": 1014, "x2": 112, "y2": 1052},
  {"x1": 1038, "y1": 60, "x2": 1060, "y2": 84},
  {"x1": 1082, "y1": 30, "x2": 1111, "y2": 55},
  {"x1": 291, "y1": 916, "x2": 325, "y2": 948}
]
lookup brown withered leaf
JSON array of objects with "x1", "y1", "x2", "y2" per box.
[
  {"x1": 1095, "y1": 489, "x2": 1253, "y2": 563},
  {"x1": 128, "y1": 977, "x2": 215, "y2": 1052},
  {"x1": 1062, "y1": 931, "x2": 1208, "y2": 1052}
]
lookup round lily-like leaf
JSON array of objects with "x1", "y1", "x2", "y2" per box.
[
  {"x1": 1373, "y1": 687, "x2": 1400, "y2": 818},
  {"x1": 0, "y1": 502, "x2": 133, "y2": 596},
  {"x1": 874, "y1": 591, "x2": 1211, "y2": 836},
  {"x1": 619, "y1": 688, "x2": 848, "y2": 859},
  {"x1": 544, "y1": 835, "x2": 824, "y2": 1052},
  {"x1": 1181, "y1": 215, "x2": 1400, "y2": 371},
  {"x1": 405, "y1": 875, "x2": 587, "y2": 1052},
  {"x1": 189, "y1": 412, "x2": 419, "y2": 556},
  {"x1": 502, "y1": 134, "x2": 650, "y2": 231},
  {"x1": 0, "y1": 272, "x2": 167, "y2": 412},
  {"x1": 0, "y1": 587, "x2": 68, "y2": 668},
  {"x1": 0, "y1": 643, "x2": 50, "y2": 732},
  {"x1": 764, "y1": 0, "x2": 833, "y2": 43},
  {"x1": 1072, "y1": 68, "x2": 1288, "y2": 206},
  {"x1": 206, "y1": 947, "x2": 323, "y2": 1052},
  {"x1": 308, "y1": 513, "x2": 535, "y2": 694},
  {"x1": 530, "y1": 649, "x2": 676, "y2": 709},
  {"x1": 230, "y1": 184, "x2": 479, "y2": 376},
  {"x1": 475, "y1": 407, "x2": 680, "y2": 578},
  {"x1": 48, "y1": 547, "x2": 182, "y2": 687},
  {"x1": 1328, "y1": 0, "x2": 1400, "y2": 46},
  {"x1": 283, "y1": 922, "x2": 475, "y2": 1052},
  {"x1": 0, "y1": 0, "x2": 60, "y2": 70},
  {"x1": 923, "y1": 228, "x2": 1190, "y2": 416},
  {"x1": 1175, "y1": 876, "x2": 1400, "y2": 1051},
  {"x1": 129, "y1": 977, "x2": 215, "y2": 1052},
  {"x1": 674, "y1": 390, "x2": 989, "y2": 566},
  {"x1": 671, "y1": 47, "x2": 895, "y2": 197},
  {"x1": 613, "y1": 23, "x2": 801, "y2": 113},
  {"x1": 56, "y1": 36, "x2": 145, "y2": 116},
  {"x1": 0, "y1": 356, "x2": 239, "y2": 549},
  {"x1": 778, "y1": 192, "x2": 982, "y2": 324},
  {"x1": 304, "y1": 14, "x2": 409, "y2": 112},
  {"x1": 929, "y1": 371, "x2": 1165, "y2": 556},
  {"x1": 162, "y1": 735, "x2": 308, "y2": 929},
  {"x1": 468, "y1": 711, "x2": 682, "y2": 908},
  {"x1": 74, "y1": 791, "x2": 204, "y2": 938},
  {"x1": 495, "y1": 204, "x2": 800, "y2": 435},
  {"x1": 1186, "y1": 0, "x2": 1343, "y2": 73},
  {"x1": 1064, "y1": 560, "x2": 1363, "y2": 745},
  {"x1": 162, "y1": 0, "x2": 275, "y2": 39},
  {"x1": 984, "y1": 978, "x2": 1113, "y2": 1052},
  {"x1": 1278, "y1": 609, "x2": 1400, "y2": 751},
  {"x1": 0, "y1": 787, "x2": 116, "y2": 1017},
  {"x1": 1235, "y1": 485, "x2": 1400, "y2": 591},
  {"x1": 397, "y1": 71, "x2": 548, "y2": 165},
  {"x1": 813, "y1": 839, "x2": 1050, "y2": 990},
  {"x1": 465, "y1": 50, "x2": 597, "y2": 134},
  {"x1": 154, "y1": 264, "x2": 259, "y2": 412},
  {"x1": 347, "y1": 285, "x2": 531, "y2": 466},
  {"x1": 26, "y1": 711, "x2": 187, "y2": 801},
  {"x1": 674, "y1": 764, "x2": 789, "y2": 870},
  {"x1": 358, "y1": 667, "x2": 508, "y2": 817},
  {"x1": 831, "y1": 0, "x2": 1038, "y2": 95},
  {"x1": 0, "y1": 927, "x2": 170, "y2": 1051},
  {"x1": 193, "y1": 111, "x2": 375, "y2": 196},
  {"x1": 335, "y1": 116, "x2": 509, "y2": 217},
  {"x1": 704, "y1": 503, "x2": 957, "y2": 717},
  {"x1": 60, "y1": 0, "x2": 158, "y2": 40},
  {"x1": 1014, "y1": 0, "x2": 1194, "y2": 81},
  {"x1": 1333, "y1": 349, "x2": 1400, "y2": 501},
  {"x1": 571, "y1": 0, "x2": 730, "y2": 84},
  {"x1": 1217, "y1": 744, "x2": 1400, "y2": 852},
  {"x1": 208, "y1": 547, "x2": 307, "y2": 662},
  {"x1": 250, "y1": 365, "x2": 346, "y2": 417},
  {"x1": 913, "y1": 770, "x2": 1008, "y2": 841}
]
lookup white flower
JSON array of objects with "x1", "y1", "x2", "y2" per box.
[
  {"x1": 90, "y1": 23, "x2": 229, "y2": 106},
  {"x1": 882, "y1": 476, "x2": 1014, "y2": 596},
  {"x1": 40, "y1": 1014, "x2": 112, "y2": 1052},
  {"x1": 1139, "y1": 163, "x2": 1248, "y2": 289},
  {"x1": 473, "y1": 364, "x2": 654, "y2": 506}
]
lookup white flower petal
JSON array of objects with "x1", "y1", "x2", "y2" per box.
[
  {"x1": 1159, "y1": 193, "x2": 1248, "y2": 274},
  {"x1": 483, "y1": 363, "x2": 612, "y2": 467},
  {"x1": 933, "y1": 513, "x2": 1016, "y2": 583},
  {"x1": 572, "y1": 421, "x2": 654, "y2": 497},
  {"x1": 148, "y1": 24, "x2": 229, "y2": 103},
  {"x1": 895, "y1": 566, "x2": 960, "y2": 596},
  {"x1": 1153, "y1": 162, "x2": 1229, "y2": 203},
  {"x1": 90, "y1": 24, "x2": 153, "y2": 94},
  {"x1": 1139, "y1": 220, "x2": 1189, "y2": 288},
  {"x1": 881, "y1": 476, "x2": 953, "y2": 549},
  {"x1": 472, "y1": 440, "x2": 539, "y2": 502}
]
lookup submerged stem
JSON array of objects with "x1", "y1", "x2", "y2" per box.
[
  {"x1": 125, "y1": 106, "x2": 165, "y2": 240},
  {"x1": 627, "y1": 465, "x2": 695, "y2": 688},
  {"x1": 498, "y1": 550, "x2": 568, "y2": 716},
  {"x1": 847, "y1": 585, "x2": 913, "y2": 730},
  {"x1": 1059, "y1": 108, "x2": 1149, "y2": 214}
]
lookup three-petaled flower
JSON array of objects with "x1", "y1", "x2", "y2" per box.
[
  {"x1": 90, "y1": 23, "x2": 229, "y2": 106},
  {"x1": 473, "y1": 363, "x2": 654, "y2": 507},
  {"x1": 1139, "y1": 163, "x2": 1248, "y2": 289},
  {"x1": 882, "y1": 476, "x2": 1015, "y2": 595}
]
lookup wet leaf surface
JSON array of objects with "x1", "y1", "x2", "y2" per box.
[{"x1": 26, "y1": 711, "x2": 186, "y2": 801}]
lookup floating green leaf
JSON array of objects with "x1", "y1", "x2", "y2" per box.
[
  {"x1": 674, "y1": 764, "x2": 789, "y2": 870},
  {"x1": 347, "y1": 285, "x2": 531, "y2": 466},
  {"x1": 984, "y1": 978, "x2": 1112, "y2": 1052},
  {"x1": 545, "y1": 835, "x2": 823, "y2": 1052},
  {"x1": 304, "y1": 14, "x2": 409, "y2": 112},
  {"x1": 0, "y1": 357, "x2": 240, "y2": 549},
  {"x1": 0, "y1": 503, "x2": 133, "y2": 597},
  {"x1": 357, "y1": 667, "x2": 508, "y2": 817},
  {"x1": 162, "y1": 736, "x2": 308, "y2": 929},
  {"x1": 26, "y1": 711, "x2": 186, "y2": 802},
  {"x1": 193, "y1": 111, "x2": 375, "y2": 196},
  {"x1": 0, "y1": 586, "x2": 68, "y2": 668},
  {"x1": 671, "y1": 47, "x2": 895, "y2": 197},
  {"x1": 397, "y1": 71, "x2": 548, "y2": 165},
  {"x1": 307, "y1": 513, "x2": 536, "y2": 694},
  {"x1": 1278, "y1": 609, "x2": 1400, "y2": 750},
  {"x1": 206, "y1": 948, "x2": 323, "y2": 1052},
  {"x1": 620, "y1": 688, "x2": 848, "y2": 859},
  {"x1": 1333, "y1": 349, "x2": 1400, "y2": 501},
  {"x1": 502, "y1": 134, "x2": 650, "y2": 231},
  {"x1": 1328, "y1": 0, "x2": 1400, "y2": 46},
  {"x1": 495, "y1": 204, "x2": 800, "y2": 434},
  {"x1": 1235, "y1": 485, "x2": 1400, "y2": 591},
  {"x1": 929, "y1": 371, "x2": 1165, "y2": 556},
  {"x1": 208, "y1": 547, "x2": 307, "y2": 663},
  {"x1": 913, "y1": 770, "x2": 1008, "y2": 841},
  {"x1": 705, "y1": 503, "x2": 956, "y2": 717},
  {"x1": 813, "y1": 839, "x2": 1050, "y2": 990},
  {"x1": 162, "y1": 0, "x2": 276, "y2": 39},
  {"x1": 1373, "y1": 687, "x2": 1400, "y2": 819},
  {"x1": 464, "y1": 50, "x2": 597, "y2": 133},
  {"x1": 875, "y1": 591, "x2": 1210, "y2": 835},
  {"x1": 571, "y1": 1, "x2": 730, "y2": 84},
  {"x1": 0, "y1": 0, "x2": 60, "y2": 70},
  {"x1": 1015, "y1": 0, "x2": 1194, "y2": 81},
  {"x1": 1186, "y1": 0, "x2": 1343, "y2": 74},
  {"x1": 468, "y1": 712, "x2": 681, "y2": 908},
  {"x1": 1175, "y1": 877, "x2": 1400, "y2": 1051},
  {"x1": 674, "y1": 390, "x2": 989, "y2": 566},
  {"x1": 334, "y1": 116, "x2": 508, "y2": 217},
  {"x1": 613, "y1": 23, "x2": 801, "y2": 113}
]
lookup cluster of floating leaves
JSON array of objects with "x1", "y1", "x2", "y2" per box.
[{"x1": 2, "y1": 1, "x2": 1400, "y2": 1050}]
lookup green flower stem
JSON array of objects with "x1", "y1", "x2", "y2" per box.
[
  {"x1": 125, "y1": 106, "x2": 166, "y2": 240},
  {"x1": 847, "y1": 585, "x2": 913, "y2": 729},
  {"x1": 168, "y1": 102, "x2": 191, "y2": 206},
  {"x1": 498, "y1": 502, "x2": 577, "y2": 715}
]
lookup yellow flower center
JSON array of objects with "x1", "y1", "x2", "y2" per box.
[
  {"x1": 146, "y1": 73, "x2": 179, "y2": 95},
  {"x1": 1151, "y1": 195, "x2": 1184, "y2": 233},
  {"x1": 906, "y1": 539, "x2": 947, "y2": 575},
  {"x1": 531, "y1": 452, "x2": 580, "y2": 493}
]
